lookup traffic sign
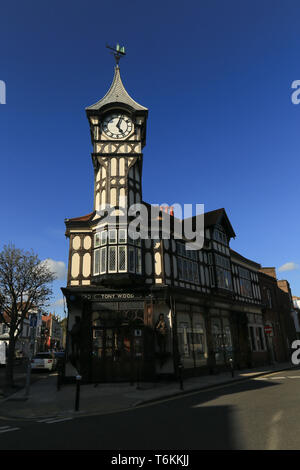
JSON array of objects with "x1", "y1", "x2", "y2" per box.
[{"x1": 264, "y1": 325, "x2": 273, "y2": 335}]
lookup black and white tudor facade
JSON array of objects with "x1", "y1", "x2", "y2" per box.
[{"x1": 62, "y1": 64, "x2": 266, "y2": 383}]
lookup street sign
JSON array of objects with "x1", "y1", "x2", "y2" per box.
[{"x1": 264, "y1": 325, "x2": 273, "y2": 335}]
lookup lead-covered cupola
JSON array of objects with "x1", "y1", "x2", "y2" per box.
[{"x1": 86, "y1": 64, "x2": 148, "y2": 148}]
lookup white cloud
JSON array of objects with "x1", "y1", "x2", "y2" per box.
[
  {"x1": 278, "y1": 262, "x2": 299, "y2": 272},
  {"x1": 52, "y1": 298, "x2": 65, "y2": 307},
  {"x1": 42, "y1": 259, "x2": 67, "y2": 280}
]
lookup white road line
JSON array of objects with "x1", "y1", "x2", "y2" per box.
[
  {"x1": 266, "y1": 410, "x2": 283, "y2": 450},
  {"x1": 288, "y1": 376, "x2": 300, "y2": 378},
  {"x1": 270, "y1": 377, "x2": 286, "y2": 380},
  {"x1": 0, "y1": 427, "x2": 20, "y2": 434},
  {"x1": 37, "y1": 417, "x2": 59, "y2": 423},
  {"x1": 0, "y1": 426, "x2": 10, "y2": 430},
  {"x1": 44, "y1": 417, "x2": 73, "y2": 424}
]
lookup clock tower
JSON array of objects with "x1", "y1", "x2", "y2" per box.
[{"x1": 86, "y1": 64, "x2": 148, "y2": 213}]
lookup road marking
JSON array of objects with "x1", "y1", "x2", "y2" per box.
[
  {"x1": 287, "y1": 376, "x2": 300, "y2": 378},
  {"x1": 266, "y1": 410, "x2": 283, "y2": 450},
  {"x1": 37, "y1": 417, "x2": 59, "y2": 423},
  {"x1": 0, "y1": 426, "x2": 20, "y2": 434},
  {"x1": 39, "y1": 417, "x2": 73, "y2": 424},
  {"x1": 254, "y1": 376, "x2": 287, "y2": 380}
]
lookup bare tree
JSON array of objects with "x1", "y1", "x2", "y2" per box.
[{"x1": 0, "y1": 244, "x2": 56, "y2": 389}]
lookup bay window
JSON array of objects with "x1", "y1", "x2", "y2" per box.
[{"x1": 93, "y1": 228, "x2": 142, "y2": 276}]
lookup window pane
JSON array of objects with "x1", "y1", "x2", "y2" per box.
[
  {"x1": 118, "y1": 229, "x2": 127, "y2": 244},
  {"x1": 101, "y1": 231, "x2": 107, "y2": 246},
  {"x1": 128, "y1": 247, "x2": 135, "y2": 273},
  {"x1": 205, "y1": 267, "x2": 210, "y2": 286},
  {"x1": 136, "y1": 248, "x2": 142, "y2": 274},
  {"x1": 94, "y1": 249, "x2": 100, "y2": 275},
  {"x1": 183, "y1": 259, "x2": 188, "y2": 280},
  {"x1": 109, "y1": 229, "x2": 117, "y2": 244},
  {"x1": 209, "y1": 266, "x2": 215, "y2": 287},
  {"x1": 178, "y1": 258, "x2": 183, "y2": 280},
  {"x1": 193, "y1": 262, "x2": 199, "y2": 284},
  {"x1": 100, "y1": 247, "x2": 107, "y2": 274},
  {"x1": 249, "y1": 326, "x2": 256, "y2": 351},
  {"x1": 118, "y1": 246, "x2": 127, "y2": 272},
  {"x1": 108, "y1": 246, "x2": 117, "y2": 272},
  {"x1": 240, "y1": 278, "x2": 252, "y2": 298},
  {"x1": 216, "y1": 267, "x2": 232, "y2": 290},
  {"x1": 178, "y1": 323, "x2": 190, "y2": 357},
  {"x1": 200, "y1": 265, "x2": 205, "y2": 285},
  {"x1": 188, "y1": 260, "x2": 193, "y2": 281},
  {"x1": 94, "y1": 233, "x2": 101, "y2": 248}
]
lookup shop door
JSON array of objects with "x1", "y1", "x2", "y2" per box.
[{"x1": 92, "y1": 324, "x2": 137, "y2": 382}]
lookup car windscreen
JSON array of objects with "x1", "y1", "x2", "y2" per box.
[{"x1": 34, "y1": 354, "x2": 52, "y2": 359}]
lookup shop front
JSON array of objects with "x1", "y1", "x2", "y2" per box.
[{"x1": 63, "y1": 288, "x2": 156, "y2": 383}]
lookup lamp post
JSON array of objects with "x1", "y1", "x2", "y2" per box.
[
  {"x1": 75, "y1": 374, "x2": 82, "y2": 411},
  {"x1": 24, "y1": 313, "x2": 37, "y2": 398},
  {"x1": 178, "y1": 361, "x2": 184, "y2": 390}
]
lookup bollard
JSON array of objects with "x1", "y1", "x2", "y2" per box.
[
  {"x1": 75, "y1": 374, "x2": 82, "y2": 411},
  {"x1": 57, "y1": 360, "x2": 63, "y2": 391},
  {"x1": 57, "y1": 368, "x2": 61, "y2": 391},
  {"x1": 178, "y1": 362, "x2": 184, "y2": 390},
  {"x1": 136, "y1": 355, "x2": 142, "y2": 390},
  {"x1": 229, "y1": 358, "x2": 234, "y2": 378}
]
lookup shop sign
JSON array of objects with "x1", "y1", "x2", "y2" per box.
[{"x1": 83, "y1": 293, "x2": 143, "y2": 301}]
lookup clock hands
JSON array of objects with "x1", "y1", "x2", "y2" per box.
[
  {"x1": 116, "y1": 115, "x2": 124, "y2": 133},
  {"x1": 103, "y1": 113, "x2": 132, "y2": 137}
]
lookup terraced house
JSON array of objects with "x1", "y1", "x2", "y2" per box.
[{"x1": 62, "y1": 59, "x2": 296, "y2": 383}]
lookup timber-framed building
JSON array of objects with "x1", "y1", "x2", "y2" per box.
[{"x1": 61, "y1": 62, "x2": 295, "y2": 383}]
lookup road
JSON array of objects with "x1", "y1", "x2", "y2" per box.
[{"x1": 1, "y1": 369, "x2": 300, "y2": 450}]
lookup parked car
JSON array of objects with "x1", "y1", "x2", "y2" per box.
[
  {"x1": 54, "y1": 350, "x2": 65, "y2": 359},
  {"x1": 31, "y1": 352, "x2": 57, "y2": 372}
]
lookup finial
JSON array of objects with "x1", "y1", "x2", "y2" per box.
[{"x1": 106, "y1": 43, "x2": 126, "y2": 66}]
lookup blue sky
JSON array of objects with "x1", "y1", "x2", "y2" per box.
[{"x1": 1, "y1": 0, "x2": 300, "y2": 317}]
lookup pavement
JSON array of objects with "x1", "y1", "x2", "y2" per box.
[{"x1": 0, "y1": 361, "x2": 297, "y2": 421}]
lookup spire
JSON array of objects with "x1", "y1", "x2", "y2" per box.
[{"x1": 86, "y1": 54, "x2": 148, "y2": 113}]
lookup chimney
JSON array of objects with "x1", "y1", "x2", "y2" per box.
[
  {"x1": 160, "y1": 206, "x2": 174, "y2": 216},
  {"x1": 260, "y1": 267, "x2": 277, "y2": 279}
]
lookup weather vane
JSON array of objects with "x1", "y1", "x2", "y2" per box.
[{"x1": 106, "y1": 43, "x2": 126, "y2": 66}]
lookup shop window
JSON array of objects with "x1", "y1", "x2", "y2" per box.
[
  {"x1": 178, "y1": 322, "x2": 190, "y2": 357},
  {"x1": 248, "y1": 325, "x2": 266, "y2": 351},
  {"x1": 193, "y1": 323, "x2": 206, "y2": 359}
]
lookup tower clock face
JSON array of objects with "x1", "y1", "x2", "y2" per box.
[{"x1": 102, "y1": 113, "x2": 133, "y2": 139}]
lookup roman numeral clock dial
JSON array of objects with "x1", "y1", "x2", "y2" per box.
[{"x1": 102, "y1": 113, "x2": 133, "y2": 139}]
